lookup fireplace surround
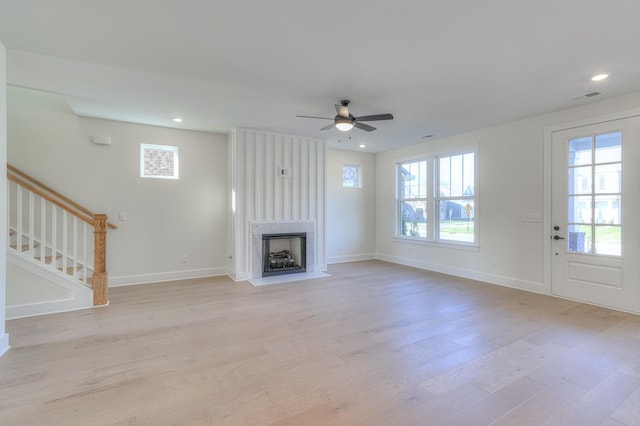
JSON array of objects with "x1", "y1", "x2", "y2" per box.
[{"x1": 251, "y1": 221, "x2": 315, "y2": 279}]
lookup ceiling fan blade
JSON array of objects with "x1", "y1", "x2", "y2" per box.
[
  {"x1": 320, "y1": 123, "x2": 335, "y2": 130},
  {"x1": 296, "y1": 115, "x2": 333, "y2": 120},
  {"x1": 335, "y1": 104, "x2": 349, "y2": 118},
  {"x1": 354, "y1": 122, "x2": 376, "y2": 132},
  {"x1": 354, "y1": 113, "x2": 394, "y2": 121}
]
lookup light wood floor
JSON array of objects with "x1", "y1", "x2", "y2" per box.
[{"x1": 2, "y1": 260, "x2": 640, "y2": 425}]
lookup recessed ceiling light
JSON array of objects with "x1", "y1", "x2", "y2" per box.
[
  {"x1": 591, "y1": 73, "x2": 609, "y2": 82},
  {"x1": 359, "y1": 144, "x2": 366, "y2": 148},
  {"x1": 173, "y1": 117, "x2": 183, "y2": 123}
]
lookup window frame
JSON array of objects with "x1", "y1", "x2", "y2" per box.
[
  {"x1": 435, "y1": 150, "x2": 476, "y2": 245},
  {"x1": 342, "y1": 163, "x2": 362, "y2": 188},
  {"x1": 394, "y1": 145, "x2": 478, "y2": 248},
  {"x1": 140, "y1": 143, "x2": 179, "y2": 180},
  {"x1": 396, "y1": 158, "x2": 429, "y2": 239}
]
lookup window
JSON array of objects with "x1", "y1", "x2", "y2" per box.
[
  {"x1": 342, "y1": 164, "x2": 361, "y2": 188},
  {"x1": 567, "y1": 131, "x2": 621, "y2": 255},
  {"x1": 395, "y1": 149, "x2": 477, "y2": 245},
  {"x1": 436, "y1": 152, "x2": 475, "y2": 243},
  {"x1": 397, "y1": 159, "x2": 427, "y2": 238},
  {"x1": 140, "y1": 144, "x2": 179, "y2": 179}
]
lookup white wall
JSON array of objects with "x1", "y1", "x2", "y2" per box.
[
  {"x1": 326, "y1": 148, "x2": 376, "y2": 263},
  {"x1": 229, "y1": 129, "x2": 326, "y2": 280},
  {"x1": 376, "y1": 91, "x2": 640, "y2": 294},
  {"x1": 7, "y1": 86, "x2": 228, "y2": 286},
  {"x1": 0, "y1": 43, "x2": 9, "y2": 356}
]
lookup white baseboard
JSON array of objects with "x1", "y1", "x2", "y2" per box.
[
  {"x1": 327, "y1": 253, "x2": 375, "y2": 264},
  {"x1": 7, "y1": 299, "x2": 90, "y2": 320},
  {"x1": 227, "y1": 269, "x2": 250, "y2": 282},
  {"x1": 0, "y1": 333, "x2": 9, "y2": 358},
  {"x1": 110, "y1": 267, "x2": 228, "y2": 287},
  {"x1": 375, "y1": 253, "x2": 546, "y2": 295},
  {"x1": 230, "y1": 263, "x2": 327, "y2": 282}
]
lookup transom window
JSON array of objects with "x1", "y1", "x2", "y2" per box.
[{"x1": 396, "y1": 149, "x2": 477, "y2": 245}]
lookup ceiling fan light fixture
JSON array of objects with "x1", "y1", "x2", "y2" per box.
[{"x1": 335, "y1": 117, "x2": 354, "y2": 131}]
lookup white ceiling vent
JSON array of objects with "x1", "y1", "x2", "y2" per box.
[{"x1": 571, "y1": 91, "x2": 602, "y2": 101}]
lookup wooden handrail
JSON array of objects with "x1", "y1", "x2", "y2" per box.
[
  {"x1": 8, "y1": 174, "x2": 95, "y2": 227},
  {"x1": 7, "y1": 164, "x2": 118, "y2": 230}
]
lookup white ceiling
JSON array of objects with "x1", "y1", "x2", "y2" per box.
[{"x1": 1, "y1": 0, "x2": 640, "y2": 152}]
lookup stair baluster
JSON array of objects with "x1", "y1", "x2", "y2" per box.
[{"x1": 7, "y1": 165, "x2": 116, "y2": 307}]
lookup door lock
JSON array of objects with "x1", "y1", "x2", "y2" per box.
[{"x1": 553, "y1": 235, "x2": 565, "y2": 240}]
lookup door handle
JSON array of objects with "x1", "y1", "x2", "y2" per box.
[{"x1": 553, "y1": 235, "x2": 565, "y2": 240}]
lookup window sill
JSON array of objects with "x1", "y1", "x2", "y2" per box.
[{"x1": 392, "y1": 236, "x2": 480, "y2": 252}]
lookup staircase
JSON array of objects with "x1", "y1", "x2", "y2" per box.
[{"x1": 6, "y1": 165, "x2": 116, "y2": 318}]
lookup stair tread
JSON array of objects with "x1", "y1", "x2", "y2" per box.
[
  {"x1": 36, "y1": 255, "x2": 62, "y2": 264},
  {"x1": 58, "y1": 265, "x2": 83, "y2": 275},
  {"x1": 10, "y1": 241, "x2": 40, "y2": 251}
]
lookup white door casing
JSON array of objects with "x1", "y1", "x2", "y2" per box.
[{"x1": 551, "y1": 116, "x2": 640, "y2": 313}]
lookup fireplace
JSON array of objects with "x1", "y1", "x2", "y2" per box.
[{"x1": 262, "y1": 233, "x2": 306, "y2": 277}]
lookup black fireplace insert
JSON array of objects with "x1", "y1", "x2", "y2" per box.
[{"x1": 262, "y1": 233, "x2": 306, "y2": 277}]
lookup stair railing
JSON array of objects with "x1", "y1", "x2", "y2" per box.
[{"x1": 7, "y1": 165, "x2": 117, "y2": 306}]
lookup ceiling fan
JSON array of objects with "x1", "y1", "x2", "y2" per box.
[{"x1": 297, "y1": 100, "x2": 393, "y2": 132}]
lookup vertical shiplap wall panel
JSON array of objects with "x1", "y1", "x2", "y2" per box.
[
  {"x1": 274, "y1": 135, "x2": 283, "y2": 220},
  {"x1": 283, "y1": 136, "x2": 292, "y2": 220},
  {"x1": 308, "y1": 139, "x2": 317, "y2": 222},
  {"x1": 300, "y1": 141, "x2": 309, "y2": 220},
  {"x1": 316, "y1": 142, "x2": 326, "y2": 266},
  {"x1": 254, "y1": 133, "x2": 264, "y2": 221},
  {"x1": 292, "y1": 140, "x2": 300, "y2": 219},
  {"x1": 265, "y1": 134, "x2": 274, "y2": 220},
  {"x1": 246, "y1": 131, "x2": 255, "y2": 226},
  {"x1": 230, "y1": 128, "x2": 326, "y2": 278}
]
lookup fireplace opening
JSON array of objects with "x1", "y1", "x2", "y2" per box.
[{"x1": 262, "y1": 233, "x2": 306, "y2": 277}]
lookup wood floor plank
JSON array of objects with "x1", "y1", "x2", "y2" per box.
[{"x1": 1, "y1": 260, "x2": 640, "y2": 425}]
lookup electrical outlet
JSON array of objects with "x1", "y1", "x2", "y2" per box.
[
  {"x1": 119, "y1": 212, "x2": 127, "y2": 221},
  {"x1": 181, "y1": 255, "x2": 190, "y2": 264}
]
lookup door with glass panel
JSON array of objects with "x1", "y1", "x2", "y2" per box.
[{"x1": 551, "y1": 117, "x2": 640, "y2": 312}]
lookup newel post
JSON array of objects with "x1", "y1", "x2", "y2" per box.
[{"x1": 93, "y1": 214, "x2": 108, "y2": 306}]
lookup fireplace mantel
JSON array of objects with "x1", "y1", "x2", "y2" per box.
[{"x1": 251, "y1": 221, "x2": 315, "y2": 279}]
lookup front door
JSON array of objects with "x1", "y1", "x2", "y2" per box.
[{"x1": 551, "y1": 116, "x2": 640, "y2": 312}]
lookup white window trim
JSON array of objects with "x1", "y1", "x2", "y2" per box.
[
  {"x1": 396, "y1": 158, "x2": 428, "y2": 239},
  {"x1": 140, "y1": 143, "x2": 179, "y2": 179},
  {"x1": 394, "y1": 145, "x2": 479, "y2": 248},
  {"x1": 342, "y1": 163, "x2": 362, "y2": 188}
]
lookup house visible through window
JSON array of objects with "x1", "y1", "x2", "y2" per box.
[
  {"x1": 436, "y1": 152, "x2": 475, "y2": 243},
  {"x1": 342, "y1": 164, "x2": 362, "y2": 188},
  {"x1": 140, "y1": 144, "x2": 179, "y2": 179},
  {"x1": 397, "y1": 159, "x2": 427, "y2": 238},
  {"x1": 396, "y1": 148, "x2": 476, "y2": 245}
]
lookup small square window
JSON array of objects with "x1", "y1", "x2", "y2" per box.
[
  {"x1": 140, "y1": 144, "x2": 179, "y2": 179},
  {"x1": 343, "y1": 164, "x2": 361, "y2": 188}
]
